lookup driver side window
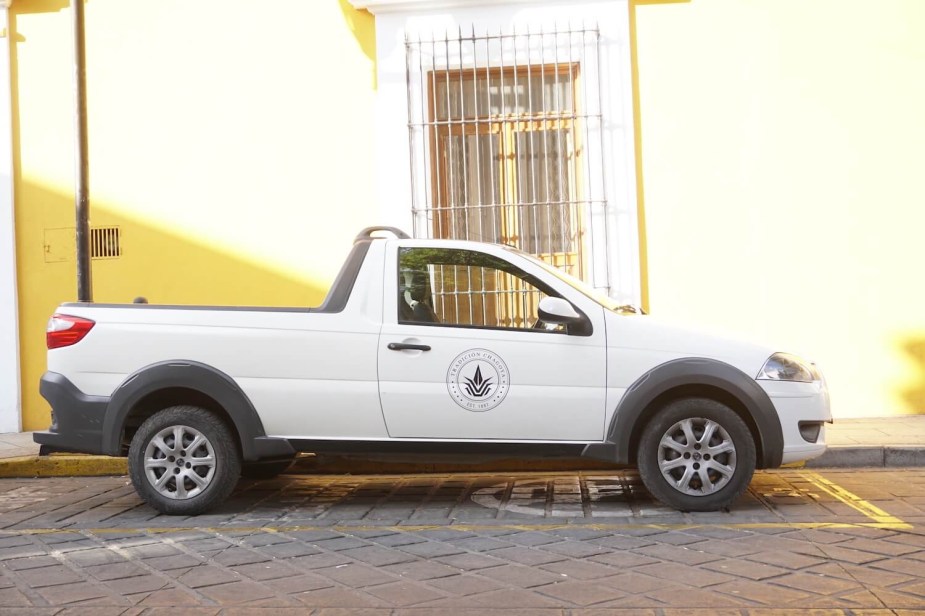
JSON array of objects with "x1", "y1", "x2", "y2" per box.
[{"x1": 398, "y1": 247, "x2": 560, "y2": 331}]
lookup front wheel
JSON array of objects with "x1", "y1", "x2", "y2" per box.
[
  {"x1": 128, "y1": 406, "x2": 241, "y2": 515},
  {"x1": 637, "y1": 398, "x2": 756, "y2": 512}
]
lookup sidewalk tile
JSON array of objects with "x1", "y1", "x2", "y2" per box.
[
  {"x1": 743, "y1": 550, "x2": 827, "y2": 570},
  {"x1": 588, "y1": 551, "x2": 661, "y2": 569},
  {"x1": 703, "y1": 558, "x2": 790, "y2": 581},
  {"x1": 473, "y1": 563, "x2": 564, "y2": 588},
  {"x1": 35, "y1": 582, "x2": 110, "y2": 604},
  {"x1": 363, "y1": 580, "x2": 446, "y2": 606},
  {"x1": 634, "y1": 561, "x2": 736, "y2": 587},
  {"x1": 231, "y1": 561, "x2": 301, "y2": 581},
  {"x1": 210, "y1": 547, "x2": 271, "y2": 567},
  {"x1": 712, "y1": 579, "x2": 812, "y2": 604},
  {"x1": 380, "y1": 560, "x2": 459, "y2": 581},
  {"x1": 421, "y1": 587, "x2": 563, "y2": 609},
  {"x1": 15, "y1": 565, "x2": 83, "y2": 588},
  {"x1": 769, "y1": 571, "x2": 860, "y2": 595},
  {"x1": 634, "y1": 544, "x2": 724, "y2": 566},
  {"x1": 539, "y1": 559, "x2": 619, "y2": 580},
  {"x1": 197, "y1": 580, "x2": 275, "y2": 605},
  {"x1": 535, "y1": 579, "x2": 626, "y2": 606},
  {"x1": 0, "y1": 586, "x2": 31, "y2": 606},
  {"x1": 292, "y1": 586, "x2": 390, "y2": 608},
  {"x1": 104, "y1": 574, "x2": 169, "y2": 595},
  {"x1": 487, "y1": 546, "x2": 567, "y2": 566},
  {"x1": 434, "y1": 552, "x2": 506, "y2": 570},
  {"x1": 339, "y1": 545, "x2": 417, "y2": 567},
  {"x1": 135, "y1": 586, "x2": 204, "y2": 607},
  {"x1": 264, "y1": 573, "x2": 334, "y2": 594},
  {"x1": 424, "y1": 573, "x2": 504, "y2": 596},
  {"x1": 174, "y1": 565, "x2": 241, "y2": 588},
  {"x1": 538, "y1": 541, "x2": 608, "y2": 559},
  {"x1": 598, "y1": 572, "x2": 673, "y2": 594},
  {"x1": 314, "y1": 563, "x2": 396, "y2": 588}
]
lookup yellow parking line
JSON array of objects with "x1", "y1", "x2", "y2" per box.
[
  {"x1": 801, "y1": 471, "x2": 910, "y2": 528},
  {"x1": 0, "y1": 520, "x2": 914, "y2": 536}
]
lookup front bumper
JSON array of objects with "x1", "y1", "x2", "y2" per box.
[
  {"x1": 759, "y1": 379, "x2": 832, "y2": 464},
  {"x1": 33, "y1": 372, "x2": 110, "y2": 455}
]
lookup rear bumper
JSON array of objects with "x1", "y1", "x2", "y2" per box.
[{"x1": 33, "y1": 372, "x2": 110, "y2": 455}]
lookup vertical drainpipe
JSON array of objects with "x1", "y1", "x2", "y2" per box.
[
  {"x1": 72, "y1": 0, "x2": 91, "y2": 302},
  {"x1": 0, "y1": 0, "x2": 22, "y2": 433}
]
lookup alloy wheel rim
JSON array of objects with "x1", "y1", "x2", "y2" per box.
[
  {"x1": 143, "y1": 425, "x2": 216, "y2": 500},
  {"x1": 657, "y1": 417, "x2": 737, "y2": 496}
]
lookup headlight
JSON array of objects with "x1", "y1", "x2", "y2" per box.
[{"x1": 757, "y1": 352, "x2": 820, "y2": 383}]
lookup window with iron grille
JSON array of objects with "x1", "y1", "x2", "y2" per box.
[
  {"x1": 406, "y1": 25, "x2": 607, "y2": 288},
  {"x1": 398, "y1": 247, "x2": 562, "y2": 331}
]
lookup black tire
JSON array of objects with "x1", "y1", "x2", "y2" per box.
[
  {"x1": 128, "y1": 405, "x2": 241, "y2": 515},
  {"x1": 637, "y1": 398, "x2": 756, "y2": 512},
  {"x1": 241, "y1": 458, "x2": 295, "y2": 479}
]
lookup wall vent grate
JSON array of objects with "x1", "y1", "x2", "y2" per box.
[{"x1": 90, "y1": 226, "x2": 121, "y2": 259}]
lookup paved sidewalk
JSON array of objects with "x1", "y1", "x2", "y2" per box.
[
  {"x1": 1, "y1": 417, "x2": 924, "y2": 476},
  {"x1": 0, "y1": 431, "x2": 37, "y2": 459},
  {"x1": 808, "y1": 416, "x2": 925, "y2": 467},
  {"x1": 0, "y1": 432, "x2": 127, "y2": 477}
]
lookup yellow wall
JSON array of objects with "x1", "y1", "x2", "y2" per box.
[
  {"x1": 13, "y1": 0, "x2": 377, "y2": 430},
  {"x1": 634, "y1": 0, "x2": 925, "y2": 417},
  {"x1": 15, "y1": 0, "x2": 925, "y2": 429}
]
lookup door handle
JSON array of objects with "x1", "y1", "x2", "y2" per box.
[{"x1": 388, "y1": 342, "x2": 431, "y2": 352}]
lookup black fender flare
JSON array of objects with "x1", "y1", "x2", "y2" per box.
[
  {"x1": 583, "y1": 358, "x2": 783, "y2": 469},
  {"x1": 100, "y1": 360, "x2": 294, "y2": 461}
]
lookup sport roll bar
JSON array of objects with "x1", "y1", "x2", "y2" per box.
[{"x1": 354, "y1": 226, "x2": 411, "y2": 242}]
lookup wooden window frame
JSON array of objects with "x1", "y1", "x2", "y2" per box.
[{"x1": 425, "y1": 63, "x2": 587, "y2": 279}]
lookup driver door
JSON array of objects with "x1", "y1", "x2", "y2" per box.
[{"x1": 377, "y1": 244, "x2": 606, "y2": 441}]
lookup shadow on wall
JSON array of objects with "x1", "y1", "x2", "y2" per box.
[
  {"x1": 902, "y1": 338, "x2": 925, "y2": 415},
  {"x1": 15, "y1": 180, "x2": 332, "y2": 431}
]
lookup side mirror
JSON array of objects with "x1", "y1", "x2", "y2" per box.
[{"x1": 538, "y1": 296, "x2": 582, "y2": 325}]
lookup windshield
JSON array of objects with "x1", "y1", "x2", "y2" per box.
[{"x1": 502, "y1": 246, "x2": 636, "y2": 314}]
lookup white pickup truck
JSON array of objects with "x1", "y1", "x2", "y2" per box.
[{"x1": 35, "y1": 227, "x2": 831, "y2": 515}]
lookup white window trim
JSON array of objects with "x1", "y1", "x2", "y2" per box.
[{"x1": 350, "y1": 0, "x2": 641, "y2": 305}]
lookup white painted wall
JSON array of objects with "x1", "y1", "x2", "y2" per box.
[
  {"x1": 356, "y1": 0, "x2": 641, "y2": 306},
  {"x1": 0, "y1": 1, "x2": 21, "y2": 433}
]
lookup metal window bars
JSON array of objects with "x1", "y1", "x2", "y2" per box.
[{"x1": 405, "y1": 23, "x2": 608, "y2": 290}]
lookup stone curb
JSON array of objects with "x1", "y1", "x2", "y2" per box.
[
  {"x1": 1, "y1": 445, "x2": 924, "y2": 478},
  {"x1": 0, "y1": 454, "x2": 128, "y2": 478},
  {"x1": 804, "y1": 445, "x2": 925, "y2": 468}
]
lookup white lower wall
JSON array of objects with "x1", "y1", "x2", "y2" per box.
[{"x1": 0, "y1": 2, "x2": 21, "y2": 434}]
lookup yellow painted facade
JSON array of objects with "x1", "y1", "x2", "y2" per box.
[
  {"x1": 12, "y1": 0, "x2": 377, "y2": 429},
  {"x1": 9, "y1": 0, "x2": 925, "y2": 430},
  {"x1": 633, "y1": 0, "x2": 925, "y2": 417}
]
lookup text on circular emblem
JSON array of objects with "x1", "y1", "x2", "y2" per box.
[{"x1": 446, "y1": 348, "x2": 510, "y2": 412}]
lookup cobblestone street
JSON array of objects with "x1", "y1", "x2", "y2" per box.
[{"x1": 1, "y1": 468, "x2": 925, "y2": 614}]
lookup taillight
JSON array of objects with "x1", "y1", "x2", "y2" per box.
[{"x1": 47, "y1": 314, "x2": 95, "y2": 349}]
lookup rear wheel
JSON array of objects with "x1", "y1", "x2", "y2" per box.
[
  {"x1": 637, "y1": 398, "x2": 756, "y2": 511},
  {"x1": 128, "y1": 405, "x2": 241, "y2": 515}
]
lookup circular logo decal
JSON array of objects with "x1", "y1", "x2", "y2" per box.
[{"x1": 447, "y1": 348, "x2": 510, "y2": 412}]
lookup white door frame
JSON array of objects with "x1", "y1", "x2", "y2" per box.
[
  {"x1": 350, "y1": 0, "x2": 642, "y2": 308},
  {"x1": 0, "y1": 0, "x2": 21, "y2": 434}
]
